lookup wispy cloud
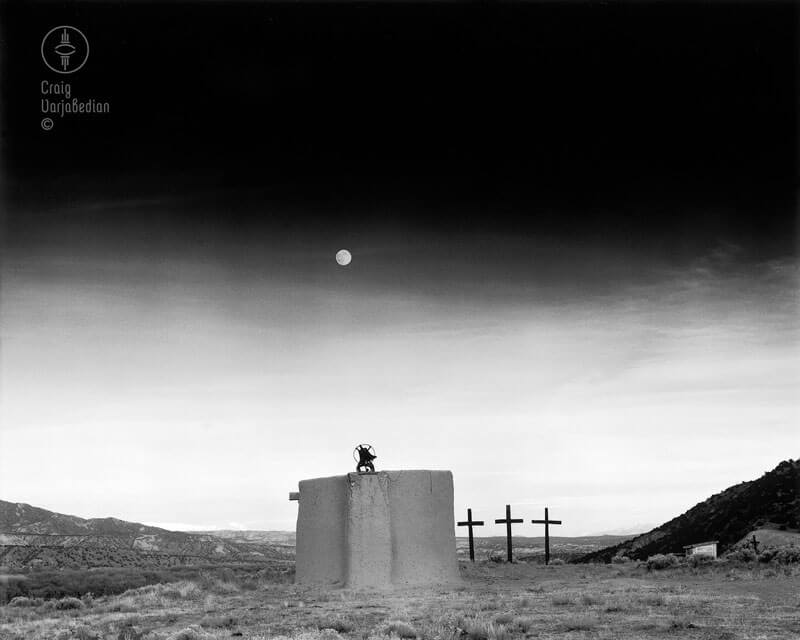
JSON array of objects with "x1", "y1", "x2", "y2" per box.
[{"x1": 1, "y1": 235, "x2": 796, "y2": 535}]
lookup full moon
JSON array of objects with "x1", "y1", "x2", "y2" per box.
[{"x1": 336, "y1": 249, "x2": 352, "y2": 266}]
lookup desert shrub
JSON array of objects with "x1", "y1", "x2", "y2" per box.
[
  {"x1": 171, "y1": 581, "x2": 201, "y2": 599},
  {"x1": 255, "y1": 564, "x2": 295, "y2": 584},
  {"x1": 216, "y1": 567, "x2": 237, "y2": 583},
  {"x1": 81, "y1": 592, "x2": 95, "y2": 607},
  {"x1": 55, "y1": 596, "x2": 85, "y2": 610},
  {"x1": 104, "y1": 599, "x2": 138, "y2": 613},
  {"x1": 726, "y1": 547, "x2": 757, "y2": 563},
  {"x1": 645, "y1": 554, "x2": 680, "y2": 570},
  {"x1": 487, "y1": 551, "x2": 505, "y2": 564},
  {"x1": 385, "y1": 621, "x2": 418, "y2": 638},
  {"x1": 458, "y1": 617, "x2": 490, "y2": 640},
  {"x1": 561, "y1": 616, "x2": 598, "y2": 631},
  {"x1": 548, "y1": 558, "x2": 565, "y2": 566},
  {"x1": 166, "y1": 626, "x2": 211, "y2": 640},
  {"x1": 0, "y1": 566, "x2": 214, "y2": 603},
  {"x1": 515, "y1": 617, "x2": 536, "y2": 633},
  {"x1": 492, "y1": 613, "x2": 514, "y2": 625},
  {"x1": 642, "y1": 593, "x2": 666, "y2": 606},
  {"x1": 772, "y1": 545, "x2": 800, "y2": 564},
  {"x1": 667, "y1": 615, "x2": 696, "y2": 630},
  {"x1": 456, "y1": 619, "x2": 510, "y2": 640},
  {"x1": 757, "y1": 547, "x2": 776, "y2": 563},
  {"x1": 580, "y1": 594, "x2": 603, "y2": 606},
  {"x1": 551, "y1": 594, "x2": 573, "y2": 606},
  {"x1": 487, "y1": 624, "x2": 511, "y2": 640},
  {"x1": 212, "y1": 580, "x2": 240, "y2": 594},
  {"x1": 201, "y1": 613, "x2": 236, "y2": 628},
  {"x1": 239, "y1": 578, "x2": 259, "y2": 590},
  {"x1": 611, "y1": 555, "x2": 631, "y2": 564},
  {"x1": 73, "y1": 626, "x2": 100, "y2": 640},
  {"x1": 109, "y1": 581, "x2": 199, "y2": 610},
  {"x1": 275, "y1": 633, "x2": 342, "y2": 640},
  {"x1": 8, "y1": 596, "x2": 43, "y2": 607},
  {"x1": 418, "y1": 623, "x2": 459, "y2": 640},
  {"x1": 687, "y1": 553, "x2": 715, "y2": 568},
  {"x1": 282, "y1": 598, "x2": 306, "y2": 609},
  {"x1": 481, "y1": 598, "x2": 500, "y2": 611},
  {"x1": 197, "y1": 571, "x2": 241, "y2": 595},
  {"x1": 318, "y1": 617, "x2": 355, "y2": 633},
  {"x1": 117, "y1": 624, "x2": 147, "y2": 640}
]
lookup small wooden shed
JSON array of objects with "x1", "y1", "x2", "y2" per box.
[{"x1": 683, "y1": 540, "x2": 718, "y2": 558}]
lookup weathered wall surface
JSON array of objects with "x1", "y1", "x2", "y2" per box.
[
  {"x1": 345, "y1": 472, "x2": 392, "y2": 587},
  {"x1": 293, "y1": 470, "x2": 459, "y2": 588},
  {"x1": 387, "y1": 470, "x2": 459, "y2": 585},
  {"x1": 295, "y1": 475, "x2": 348, "y2": 586}
]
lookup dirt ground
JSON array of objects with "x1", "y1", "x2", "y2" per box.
[{"x1": 1, "y1": 561, "x2": 798, "y2": 640}]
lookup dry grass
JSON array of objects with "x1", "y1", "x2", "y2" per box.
[
  {"x1": 1, "y1": 561, "x2": 799, "y2": 640},
  {"x1": 384, "y1": 620, "x2": 417, "y2": 638},
  {"x1": 550, "y1": 594, "x2": 573, "y2": 606},
  {"x1": 317, "y1": 616, "x2": 355, "y2": 633}
]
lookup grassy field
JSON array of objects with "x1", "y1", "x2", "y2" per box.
[{"x1": 1, "y1": 560, "x2": 798, "y2": 640}]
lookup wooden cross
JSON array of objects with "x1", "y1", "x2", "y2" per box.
[
  {"x1": 750, "y1": 534, "x2": 759, "y2": 554},
  {"x1": 457, "y1": 508, "x2": 484, "y2": 562},
  {"x1": 495, "y1": 504, "x2": 523, "y2": 563},
  {"x1": 531, "y1": 507, "x2": 562, "y2": 565}
]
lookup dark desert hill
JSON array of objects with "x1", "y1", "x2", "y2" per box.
[
  {"x1": 0, "y1": 501, "x2": 291, "y2": 569},
  {"x1": 739, "y1": 527, "x2": 800, "y2": 549},
  {"x1": 0, "y1": 501, "x2": 174, "y2": 536},
  {"x1": 577, "y1": 459, "x2": 800, "y2": 563}
]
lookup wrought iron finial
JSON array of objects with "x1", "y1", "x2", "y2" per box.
[{"x1": 353, "y1": 444, "x2": 377, "y2": 473}]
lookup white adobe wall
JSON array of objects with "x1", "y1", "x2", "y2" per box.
[
  {"x1": 295, "y1": 474, "x2": 348, "y2": 585},
  {"x1": 294, "y1": 470, "x2": 460, "y2": 588}
]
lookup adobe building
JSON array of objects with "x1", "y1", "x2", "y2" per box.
[{"x1": 289, "y1": 470, "x2": 460, "y2": 587}]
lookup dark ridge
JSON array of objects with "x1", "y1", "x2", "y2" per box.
[{"x1": 575, "y1": 459, "x2": 800, "y2": 563}]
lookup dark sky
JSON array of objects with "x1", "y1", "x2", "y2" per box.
[
  {"x1": 2, "y1": 1, "x2": 797, "y2": 252},
  {"x1": 1, "y1": 2, "x2": 797, "y2": 531}
]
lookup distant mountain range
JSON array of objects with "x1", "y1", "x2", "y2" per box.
[
  {"x1": 589, "y1": 525, "x2": 658, "y2": 537},
  {"x1": 0, "y1": 502, "x2": 293, "y2": 569},
  {"x1": 578, "y1": 459, "x2": 800, "y2": 562},
  {"x1": 191, "y1": 530, "x2": 295, "y2": 545},
  {"x1": 5, "y1": 459, "x2": 796, "y2": 569},
  {"x1": 0, "y1": 500, "x2": 630, "y2": 569},
  {"x1": 457, "y1": 535, "x2": 634, "y2": 563}
]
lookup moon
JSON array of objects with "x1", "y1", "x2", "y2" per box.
[{"x1": 336, "y1": 249, "x2": 352, "y2": 266}]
